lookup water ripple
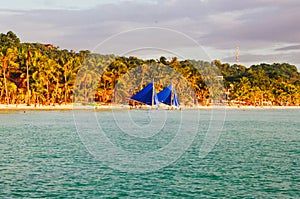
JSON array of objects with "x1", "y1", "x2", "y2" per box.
[{"x1": 0, "y1": 110, "x2": 299, "y2": 198}]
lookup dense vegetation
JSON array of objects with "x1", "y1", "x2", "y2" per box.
[
  {"x1": 0, "y1": 31, "x2": 88, "y2": 106},
  {"x1": 0, "y1": 31, "x2": 299, "y2": 106},
  {"x1": 215, "y1": 60, "x2": 300, "y2": 106}
]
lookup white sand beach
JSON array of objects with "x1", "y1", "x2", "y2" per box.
[{"x1": 0, "y1": 103, "x2": 299, "y2": 111}]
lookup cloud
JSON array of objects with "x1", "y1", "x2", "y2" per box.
[
  {"x1": 0, "y1": 0, "x2": 299, "y2": 67},
  {"x1": 201, "y1": 1, "x2": 300, "y2": 48},
  {"x1": 222, "y1": 51, "x2": 300, "y2": 69},
  {"x1": 275, "y1": 44, "x2": 300, "y2": 51}
]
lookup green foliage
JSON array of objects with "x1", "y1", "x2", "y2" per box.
[
  {"x1": 0, "y1": 31, "x2": 87, "y2": 105},
  {"x1": 216, "y1": 60, "x2": 300, "y2": 106}
]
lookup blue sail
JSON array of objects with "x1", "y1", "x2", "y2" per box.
[
  {"x1": 172, "y1": 90, "x2": 180, "y2": 107},
  {"x1": 157, "y1": 84, "x2": 172, "y2": 106},
  {"x1": 158, "y1": 84, "x2": 180, "y2": 107},
  {"x1": 131, "y1": 81, "x2": 159, "y2": 106}
]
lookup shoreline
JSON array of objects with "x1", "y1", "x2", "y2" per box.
[{"x1": 0, "y1": 104, "x2": 299, "y2": 111}]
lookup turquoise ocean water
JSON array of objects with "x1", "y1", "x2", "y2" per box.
[{"x1": 0, "y1": 109, "x2": 299, "y2": 198}]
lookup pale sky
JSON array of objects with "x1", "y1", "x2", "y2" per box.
[{"x1": 1, "y1": 0, "x2": 300, "y2": 69}]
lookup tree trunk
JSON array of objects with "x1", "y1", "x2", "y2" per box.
[
  {"x1": 54, "y1": 74, "x2": 60, "y2": 106},
  {"x1": 64, "y1": 71, "x2": 67, "y2": 104},
  {"x1": 3, "y1": 59, "x2": 8, "y2": 104},
  {"x1": 26, "y1": 59, "x2": 30, "y2": 106}
]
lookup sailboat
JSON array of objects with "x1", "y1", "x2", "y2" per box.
[
  {"x1": 157, "y1": 83, "x2": 180, "y2": 109},
  {"x1": 130, "y1": 80, "x2": 159, "y2": 108}
]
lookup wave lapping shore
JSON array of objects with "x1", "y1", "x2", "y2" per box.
[{"x1": 0, "y1": 104, "x2": 299, "y2": 111}]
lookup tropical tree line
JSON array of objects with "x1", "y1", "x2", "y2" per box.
[
  {"x1": 94, "y1": 56, "x2": 202, "y2": 105},
  {"x1": 214, "y1": 60, "x2": 300, "y2": 106},
  {"x1": 0, "y1": 31, "x2": 299, "y2": 106},
  {"x1": 0, "y1": 31, "x2": 88, "y2": 106}
]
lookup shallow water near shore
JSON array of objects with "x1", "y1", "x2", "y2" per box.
[{"x1": 0, "y1": 109, "x2": 299, "y2": 198}]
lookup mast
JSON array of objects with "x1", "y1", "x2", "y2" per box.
[
  {"x1": 152, "y1": 78, "x2": 154, "y2": 107},
  {"x1": 171, "y1": 83, "x2": 173, "y2": 106}
]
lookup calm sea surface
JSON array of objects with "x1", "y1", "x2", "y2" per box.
[{"x1": 0, "y1": 109, "x2": 299, "y2": 198}]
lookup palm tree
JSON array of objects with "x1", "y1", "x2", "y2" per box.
[{"x1": 0, "y1": 47, "x2": 19, "y2": 104}]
